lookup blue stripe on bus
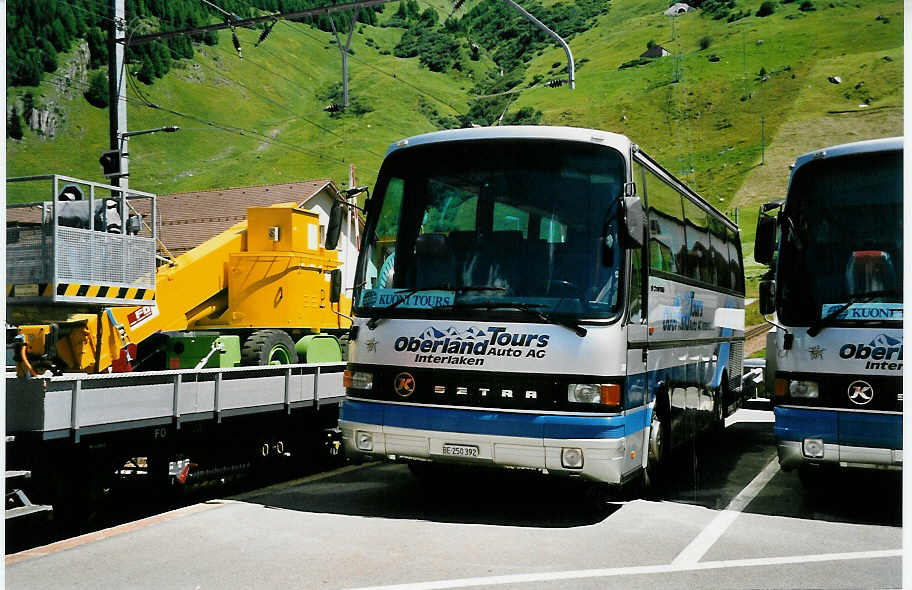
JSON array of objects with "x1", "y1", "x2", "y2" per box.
[
  {"x1": 837, "y1": 411, "x2": 902, "y2": 449},
  {"x1": 774, "y1": 407, "x2": 838, "y2": 443},
  {"x1": 341, "y1": 400, "x2": 648, "y2": 440},
  {"x1": 774, "y1": 407, "x2": 902, "y2": 449}
]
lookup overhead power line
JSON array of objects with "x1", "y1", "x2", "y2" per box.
[
  {"x1": 278, "y1": 20, "x2": 465, "y2": 116},
  {"x1": 39, "y1": 71, "x2": 377, "y2": 177},
  {"x1": 147, "y1": 33, "x2": 385, "y2": 159},
  {"x1": 125, "y1": 0, "x2": 401, "y2": 46}
]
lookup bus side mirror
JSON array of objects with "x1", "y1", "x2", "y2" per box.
[
  {"x1": 330, "y1": 269, "x2": 342, "y2": 303},
  {"x1": 754, "y1": 201, "x2": 782, "y2": 265},
  {"x1": 758, "y1": 280, "x2": 776, "y2": 315},
  {"x1": 754, "y1": 212, "x2": 778, "y2": 265},
  {"x1": 326, "y1": 201, "x2": 344, "y2": 251},
  {"x1": 621, "y1": 196, "x2": 645, "y2": 248}
]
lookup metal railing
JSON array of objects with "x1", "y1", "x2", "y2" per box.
[
  {"x1": 7, "y1": 175, "x2": 157, "y2": 304},
  {"x1": 7, "y1": 362, "x2": 346, "y2": 441}
]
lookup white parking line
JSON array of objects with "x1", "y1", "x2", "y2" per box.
[
  {"x1": 341, "y1": 549, "x2": 902, "y2": 590},
  {"x1": 671, "y1": 456, "x2": 780, "y2": 565}
]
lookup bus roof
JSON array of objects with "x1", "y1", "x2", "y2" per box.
[
  {"x1": 792, "y1": 136, "x2": 903, "y2": 172},
  {"x1": 385, "y1": 126, "x2": 632, "y2": 156}
]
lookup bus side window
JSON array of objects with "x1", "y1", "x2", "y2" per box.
[
  {"x1": 727, "y1": 226, "x2": 745, "y2": 293},
  {"x1": 643, "y1": 170, "x2": 685, "y2": 275},
  {"x1": 682, "y1": 198, "x2": 714, "y2": 285},
  {"x1": 708, "y1": 217, "x2": 731, "y2": 290}
]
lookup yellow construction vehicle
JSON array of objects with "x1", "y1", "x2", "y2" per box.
[{"x1": 7, "y1": 175, "x2": 353, "y2": 374}]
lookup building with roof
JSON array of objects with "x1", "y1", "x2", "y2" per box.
[
  {"x1": 664, "y1": 3, "x2": 694, "y2": 16},
  {"x1": 640, "y1": 45, "x2": 671, "y2": 58},
  {"x1": 157, "y1": 179, "x2": 363, "y2": 298},
  {"x1": 7, "y1": 179, "x2": 364, "y2": 304}
]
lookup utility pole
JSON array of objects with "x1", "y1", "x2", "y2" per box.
[
  {"x1": 329, "y1": 12, "x2": 358, "y2": 109},
  {"x1": 107, "y1": 0, "x2": 128, "y2": 190}
]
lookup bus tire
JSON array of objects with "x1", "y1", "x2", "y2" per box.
[
  {"x1": 644, "y1": 400, "x2": 670, "y2": 494},
  {"x1": 711, "y1": 377, "x2": 728, "y2": 436},
  {"x1": 241, "y1": 329, "x2": 299, "y2": 366}
]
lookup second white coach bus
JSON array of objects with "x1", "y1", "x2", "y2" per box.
[
  {"x1": 754, "y1": 137, "x2": 903, "y2": 483},
  {"x1": 336, "y1": 126, "x2": 745, "y2": 489}
]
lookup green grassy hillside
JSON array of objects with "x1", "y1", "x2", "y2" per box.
[{"x1": 7, "y1": 0, "x2": 903, "y2": 230}]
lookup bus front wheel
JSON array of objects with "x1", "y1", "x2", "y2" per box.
[{"x1": 644, "y1": 405, "x2": 669, "y2": 494}]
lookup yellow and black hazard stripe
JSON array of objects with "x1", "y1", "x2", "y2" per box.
[
  {"x1": 7, "y1": 283, "x2": 155, "y2": 301},
  {"x1": 7, "y1": 283, "x2": 53, "y2": 297}
]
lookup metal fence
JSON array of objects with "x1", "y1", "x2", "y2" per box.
[{"x1": 7, "y1": 175, "x2": 157, "y2": 303}]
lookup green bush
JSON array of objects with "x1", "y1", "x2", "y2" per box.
[
  {"x1": 8, "y1": 106, "x2": 24, "y2": 140},
  {"x1": 619, "y1": 57, "x2": 652, "y2": 69},
  {"x1": 699, "y1": 36, "x2": 713, "y2": 50},
  {"x1": 394, "y1": 26, "x2": 463, "y2": 72},
  {"x1": 756, "y1": 1, "x2": 777, "y2": 16},
  {"x1": 84, "y1": 70, "x2": 109, "y2": 108}
]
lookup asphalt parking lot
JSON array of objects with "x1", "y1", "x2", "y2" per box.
[{"x1": 6, "y1": 408, "x2": 903, "y2": 589}]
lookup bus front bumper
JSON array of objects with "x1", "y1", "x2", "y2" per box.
[
  {"x1": 777, "y1": 440, "x2": 903, "y2": 471},
  {"x1": 340, "y1": 400, "x2": 648, "y2": 485},
  {"x1": 775, "y1": 406, "x2": 903, "y2": 471}
]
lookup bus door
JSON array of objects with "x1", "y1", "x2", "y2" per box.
[{"x1": 627, "y1": 236, "x2": 649, "y2": 475}]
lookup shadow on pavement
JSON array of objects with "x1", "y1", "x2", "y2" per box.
[
  {"x1": 241, "y1": 461, "x2": 621, "y2": 527},
  {"x1": 655, "y1": 417, "x2": 901, "y2": 528},
  {"x1": 238, "y1": 411, "x2": 900, "y2": 530},
  {"x1": 746, "y1": 466, "x2": 902, "y2": 527}
]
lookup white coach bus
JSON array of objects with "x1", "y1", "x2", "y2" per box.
[
  {"x1": 333, "y1": 126, "x2": 745, "y2": 489},
  {"x1": 754, "y1": 137, "x2": 903, "y2": 483}
]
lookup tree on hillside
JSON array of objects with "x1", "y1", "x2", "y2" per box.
[
  {"x1": 137, "y1": 58, "x2": 156, "y2": 85},
  {"x1": 420, "y1": 7, "x2": 439, "y2": 26},
  {"x1": 86, "y1": 26, "x2": 108, "y2": 68},
  {"x1": 38, "y1": 39, "x2": 59, "y2": 73},
  {"x1": 756, "y1": 1, "x2": 776, "y2": 16},
  {"x1": 85, "y1": 71, "x2": 109, "y2": 108},
  {"x1": 22, "y1": 93, "x2": 35, "y2": 123},
  {"x1": 8, "y1": 106, "x2": 24, "y2": 140}
]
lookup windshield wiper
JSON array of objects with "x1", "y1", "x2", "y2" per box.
[
  {"x1": 807, "y1": 290, "x2": 901, "y2": 337},
  {"x1": 782, "y1": 215, "x2": 804, "y2": 251},
  {"x1": 434, "y1": 302, "x2": 588, "y2": 337},
  {"x1": 365, "y1": 285, "x2": 506, "y2": 329}
]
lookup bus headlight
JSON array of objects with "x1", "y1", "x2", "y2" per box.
[
  {"x1": 567, "y1": 383, "x2": 621, "y2": 406},
  {"x1": 561, "y1": 447, "x2": 584, "y2": 469},
  {"x1": 788, "y1": 380, "x2": 819, "y2": 399},
  {"x1": 355, "y1": 430, "x2": 373, "y2": 451},
  {"x1": 803, "y1": 438, "x2": 824, "y2": 458},
  {"x1": 344, "y1": 370, "x2": 373, "y2": 390}
]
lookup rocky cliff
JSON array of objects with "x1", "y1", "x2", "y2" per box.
[{"x1": 10, "y1": 39, "x2": 91, "y2": 139}]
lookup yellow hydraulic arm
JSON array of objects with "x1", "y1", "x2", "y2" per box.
[{"x1": 18, "y1": 203, "x2": 352, "y2": 373}]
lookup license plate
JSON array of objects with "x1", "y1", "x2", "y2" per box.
[{"x1": 441, "y1": 444, "x2": 479, "y2": 458}]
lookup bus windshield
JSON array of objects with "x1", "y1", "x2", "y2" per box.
[
  {"x1": 777, "y1": 150, "x2": 903, "y2": 325},
  {"x1": 355, "y1": 139, "x2": 628, "y2": 321}
]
